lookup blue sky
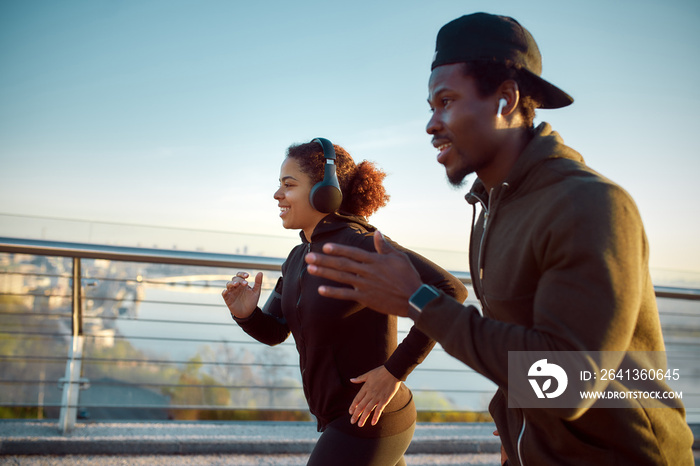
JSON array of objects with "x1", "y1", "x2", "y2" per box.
[{"x1": 1, "y1": 0, "x2": 699, "y2": 277}]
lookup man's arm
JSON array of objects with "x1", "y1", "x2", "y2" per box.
[
  {"x1": 306, "y1": 183, "x2": 650, "y2": 421},
  {"x1": 305, "y1": 231, "x2": 424, "y2": 317}
]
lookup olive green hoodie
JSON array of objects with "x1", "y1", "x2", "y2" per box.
[{"x1": 415, "y1": 123, "x2": 693, "y2": 465}]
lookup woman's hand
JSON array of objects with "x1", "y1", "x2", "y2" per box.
[
  {"x1": 222, "y1": 271, "x2": 263, "y2": 319},
  {"x1": 348, "y1": 365, "x2": 401, "y2": 427},
  {"x1": 493, "y1": 430, "x2": 509, "y2": 465}
]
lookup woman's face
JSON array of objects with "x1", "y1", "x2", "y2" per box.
[{"x1": 273, "y1": 157, "x2": 327, "y2": 241}]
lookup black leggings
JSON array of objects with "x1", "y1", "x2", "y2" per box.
[{"x1": 307, "y1": 420, "x2": 416, "y2": 466}]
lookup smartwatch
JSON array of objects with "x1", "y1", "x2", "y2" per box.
[{"x1": 408, "y1": 284, "x2": 441, "y2": 320}]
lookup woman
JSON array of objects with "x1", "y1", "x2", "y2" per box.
[{"x1": 222, "y1": 139, "x2": 466, "y2": 466}]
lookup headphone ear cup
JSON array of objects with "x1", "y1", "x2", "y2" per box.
[
  {"x1": 310, "y1": 181, "x2": 342, "y2": 214},
  {"x1": 309, "y1": 137, "x2": 343, "y2": 214}
]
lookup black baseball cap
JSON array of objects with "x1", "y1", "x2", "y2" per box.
[{"x1": 431, "y1": 13, "x2": 573, "y2": 109}]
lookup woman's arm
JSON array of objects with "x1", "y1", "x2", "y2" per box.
[
  {"x1": 228, "y1": 275, "x2": 291, "y2": 347},
  {"x1": 384, "y1": 244, "x2": 468, "y2": 380},
  {"x1": 348, "y1": 235, "x2": 468, "y2": 427}
]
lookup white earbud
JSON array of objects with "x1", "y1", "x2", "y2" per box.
[{"x1": 497, "y1": 98, "x2": 507, "y2": 117}]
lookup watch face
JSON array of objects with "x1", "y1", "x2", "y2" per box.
[{"x1": 410, "y1": 285, "x2": 440, "y2": 310}]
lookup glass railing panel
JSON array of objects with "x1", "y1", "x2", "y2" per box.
[{"x1": 0, "y1": 253, "x2": 74, "y2": 418}]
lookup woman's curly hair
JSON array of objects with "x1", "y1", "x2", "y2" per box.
[{"x1": 286, "y1": 141, "x2": 390, "y2": 218}]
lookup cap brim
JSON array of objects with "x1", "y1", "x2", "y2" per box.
[{"x1": 523, "y1": 69, "x2": 573, "y2": 109}]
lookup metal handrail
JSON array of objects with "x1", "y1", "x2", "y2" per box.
[
  {"x1": 1, "y1": 236, "x2": 699, "y2": 433},
  {"x1": 0, "y1": 236, "x2": 285, "y2": 270},
  {"x1": 3, "y1": 236, "x2": 700, "y2": 300}
]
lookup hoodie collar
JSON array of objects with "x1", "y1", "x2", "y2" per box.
[
  {"x1": 300, "y1": 211, "x2": 376, "y2": 244},
  {"x1": 466, "y1": 122, "x2": 584, "y2": 205}
]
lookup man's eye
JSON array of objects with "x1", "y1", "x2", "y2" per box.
[{"x1": 442, "y1": 98, "x2": 451, "y2": 106}]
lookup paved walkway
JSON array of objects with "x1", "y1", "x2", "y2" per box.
[
  {"x1": 0, "y1": 421, "x2": 499, "y2": 455},
  {"x1": 1, "y1": 421, "x2": 698, "y2": 465},
  {"x1": 0, "y1": 453, "x2": 503, "y2": 465}
]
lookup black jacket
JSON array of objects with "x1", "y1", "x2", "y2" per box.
[{"x1": 235, "y1": 213, "x2": 467, "y2": 437}]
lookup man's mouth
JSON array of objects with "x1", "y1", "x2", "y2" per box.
[
  {"x1": 279, "y1": 207, "x2": 290, "y2": 217},
  {"x1": 435, "y1": 142, "x2": 452, "y2": 163}
]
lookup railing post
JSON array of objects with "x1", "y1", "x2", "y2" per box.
[{"x1": 58, "y1": 257, "x2": 84, "y2": 433}]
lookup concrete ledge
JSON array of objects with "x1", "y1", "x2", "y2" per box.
[
  {"x1": 0, "y1": 420, "x2": 500, "y2": 456},
  {"x1": 2, "y1": 420, "x2": 696, "y2": 456}
]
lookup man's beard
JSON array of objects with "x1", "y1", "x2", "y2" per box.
[{"x1": 447, "y1": 163, "x2": 477, "y2": 188}]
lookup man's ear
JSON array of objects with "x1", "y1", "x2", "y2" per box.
[{"x1": 496, "y1": 79, "x2": 520, "y2": 118}]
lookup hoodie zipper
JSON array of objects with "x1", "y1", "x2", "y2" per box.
[
  {"x1": 473, "y1": 184, "x2": 525, "y2": 466},
  {"x1": 475, "y1": 190, "x2": 492, "y2": 311},
  {"x1": 478, "y1": 187, "x2": 494, "y2": 279},
  {"x1": 474, "y1": 183, "x2": 509, "y2": 311},
  {"x1": 517, "y1": 414, "x2": 527, "y2": 466},
  {"x1": 466, "y1": 190, "x2": 489, "y2": 309}
]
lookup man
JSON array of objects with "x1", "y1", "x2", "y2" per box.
[{"x1": 305, "y1": 12, "x2": 694, "y2": 466}]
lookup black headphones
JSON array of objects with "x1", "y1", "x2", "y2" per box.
[{"x1": 309, "y1": 138, "x2": 343, "y2": 213}]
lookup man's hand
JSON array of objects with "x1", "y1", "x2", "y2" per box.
[
  {"x1": 348, "y1": 365, "x2": 401, "y2": 427},
  {"x1": 305, "y1": 231, "x2": 423, "y2": 317}
]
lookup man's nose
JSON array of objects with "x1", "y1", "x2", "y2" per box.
[{"x1": 426, "y1": 112, "x2": 441, "y2": 134}]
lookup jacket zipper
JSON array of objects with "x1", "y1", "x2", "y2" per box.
[
  {"x1": 517, "y1": 414, "x2": 527, "y2": 466},
  {"x1": 297, "y1": 242, "x2": 311, "y2": 309},
  {"x1": 298, "y1": 243, "x2": 310, "y2": 398}
]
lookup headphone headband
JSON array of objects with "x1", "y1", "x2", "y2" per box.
[{"x1": 312, "y1": 138, "x2": 336, "y2": 161}]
